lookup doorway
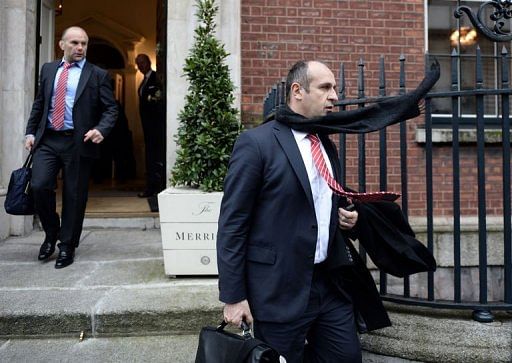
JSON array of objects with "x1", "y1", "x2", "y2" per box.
[{"x1": 38, "y1": 0, "x2": 166, "y2": 216}]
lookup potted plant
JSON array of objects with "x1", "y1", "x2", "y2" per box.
[{"x1": 158, "y1": 0, "x2": 241, "y2": 275}]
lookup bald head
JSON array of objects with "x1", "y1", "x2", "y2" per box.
[
  {"x1": 59, "y1": 26, "x2": 88, "y2": 63},
  {"x1": 135, "y1": 54, "x2": 152, "y2": 74},
  {"x1": 61, "y1": 26, "x2": 88, "y2": 41}
]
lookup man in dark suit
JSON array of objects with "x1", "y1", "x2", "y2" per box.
[
  {"x1": 217, "y1": 61, "x2": 364, "y2": 362},
  {"x1": 25, "y1": 26, "x2": 117, "y2": 269},
  {"x1": 135, "y1": 54, "x2": 165, "y2": 198}
]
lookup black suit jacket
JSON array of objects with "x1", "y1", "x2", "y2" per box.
[
  {"x1": 25, "y1": 60, "x2": 117, "y2": 158},
  {"x1": 217, "y1": 120, "x2": 353, "y2": 323},
  {"x1": 218, "y1": 117, "x2": 437, "y2": 330},
  {"x1": 138, "y1": 71, "x2": 163, "y2": 123}
]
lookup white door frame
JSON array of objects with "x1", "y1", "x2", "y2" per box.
[{"x1": 39, "y1": 0, "x2": 55, "y2": 68}]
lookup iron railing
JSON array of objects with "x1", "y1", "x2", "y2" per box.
[{"x1": 262, "y1": 51, "x2": 512, "y2": 322}]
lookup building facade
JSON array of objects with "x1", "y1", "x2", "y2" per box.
[{"x1": 0, "y1": 0, "x2": 509, "y2": 232}]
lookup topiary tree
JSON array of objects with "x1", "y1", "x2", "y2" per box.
[{"x1": 170, "y1": 0, "x2": 241, "y2": 192}]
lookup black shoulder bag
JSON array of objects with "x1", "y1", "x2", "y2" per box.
[
  {"x1": 4, "y1": 152, "x2": 35, "y2": 215},
  {"x1": 195, "y1": 320, "x2": 280, "y2": 363}
]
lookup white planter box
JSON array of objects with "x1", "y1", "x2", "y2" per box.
[{"x1": 158, "y1": 187, "x2": 222, "y2": 275}]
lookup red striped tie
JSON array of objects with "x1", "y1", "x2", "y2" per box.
[
  {"x1": 51, "y1": 62, "x2": 73, "y2": 130},
  {"x1": 307, "y1": 134, "x2": 400, "y2": 202}
]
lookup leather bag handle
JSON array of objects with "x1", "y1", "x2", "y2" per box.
[
  {"x1": 218, "y1": 320, "x2": 252, "y2": 338},
  {"x1": 22, "y1": 152, "x2": 33, "y2": 169}
]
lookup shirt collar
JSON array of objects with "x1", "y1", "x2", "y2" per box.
[
  {"x1": 291, "y1": 128, "x2": 309, "y2": 143},
  {"x1": 59, "y1": 58, "x2": 86, "y2": 69}
]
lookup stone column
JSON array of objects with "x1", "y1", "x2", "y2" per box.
[
  {"x1": 0, "y1": 0, "x2": 37, "y2": 238},
  {"x1": 165, "y1": 0, "x2": 241, "y2": 184},
  {"x1": 218, "y1": 0, "x2": 241, "y2": 109}
]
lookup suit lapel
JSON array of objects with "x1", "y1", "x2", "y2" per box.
[
  {"x1": 321, "y1": 135, "x2": 342, "y2": 187},
  {"x1": 324, "y1": 137, "x2": 351, "y2": 209},
  {"x1": 45, "y1": 61, "x2": 60, "y2": 101},
  {"x1": 273, "y1": 122, "x2": 314, "y2": 209},
  {"x1": 74, "y1": 62, "x2": 92, "y2": 102},
  {"x1": 320, "y1": 134, "x2": 344, "y2": 239},
  {"x1": 139, "y1": 71, "x2": 153, "y2": 97}
]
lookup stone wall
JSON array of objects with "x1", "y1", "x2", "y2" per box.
[
  {"x1": 364, "y1": 217, "x2": 510, "y2": 302},
  {"x1": 0, "y1": 0, "x2": 37, "y2": 238},
  {"x1": 240, "y1": 0, "x2": 425, "y2": 125}
]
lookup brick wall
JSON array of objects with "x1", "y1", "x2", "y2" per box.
[
  {"x1": 241, "y1": 0, "x2": 425, "y2": 124},
  {"x1": 240, "y1": 0, "x2": 508, "y2": 217}
]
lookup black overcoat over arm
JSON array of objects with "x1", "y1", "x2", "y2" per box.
[
  {"x1": 321, "y1": 136, "x2": 436, "y2": 331},
  {"x1": 354, "y1": 201, "x2": 437, "y2": 278}
]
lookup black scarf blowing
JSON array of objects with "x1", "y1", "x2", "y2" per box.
[{"x1": 274, "y1": 60, "x2": 441, "y2": 134}]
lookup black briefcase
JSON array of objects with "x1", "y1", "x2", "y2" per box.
[
  {"x1": 195, "y1": 321, "x2": 280, "y2": 363},
  {"x1": 4, "y1": 153, "x2": 35, "y2": 215}
]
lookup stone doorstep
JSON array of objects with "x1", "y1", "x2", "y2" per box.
[
  {"x1": 362, "y1": 302, "x2": 512, "y2": 363},
  {"x1": 0, "y1": 282, "x2": 224, "y2": 338},
  {"x1": 27, "y1": 216, "x2": 160, "y2": 236},
  {"x1": 80, "y1": 216, "x2": 160, "y2": 230},
  {"x1": 0, "y1": 308, "x2": 223, "y2": 339},
  {"x1": 2, "y1": 298, "x2": 510, "y2": 362}
]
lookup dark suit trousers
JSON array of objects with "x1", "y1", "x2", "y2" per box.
[
  {"x1": 141, "y1": 116, "x2": 165, "y2": 193},
  {"x1": 254, "y1": 266, "x2": 362, "y2": 363},
  {"x1": 31, "y1": 131, "x2": 93, "y2": 250}
]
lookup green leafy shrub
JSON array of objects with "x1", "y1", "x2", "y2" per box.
[{"x1": 171, "y1": 0, "x2": 241, "y2": 192}]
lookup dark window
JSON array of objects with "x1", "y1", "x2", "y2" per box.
[{"x1": 87, "y1": 38, "x2": 125, "y2": 70}]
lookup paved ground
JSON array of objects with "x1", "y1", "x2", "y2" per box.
[
  {"x1": 0, "y1": 336, "x2": 417, "y2": 363},
  {"x1": 0, "y1": 335, "x2": 199, "y2": 363},
  {"x1": 0, "y1": 227, "x2": 417, "y2": 362},
  {"x1": 0, "y1": 228, "x2": 220, "y2": 362}
]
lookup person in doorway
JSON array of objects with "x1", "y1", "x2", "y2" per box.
[
  {"x1": 25, "y1": 26, "x2": 117, "y2": 269},
  {"x1": 110, "y1": 98, "x2": 136, "y2": 182},
  {"x1": 135, "y1": 54, "x2": 165, "y2": 198}
]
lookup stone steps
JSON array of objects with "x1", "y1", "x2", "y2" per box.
[{"x1": 0, "y1": 229, "x2": 222, "y2": 339}]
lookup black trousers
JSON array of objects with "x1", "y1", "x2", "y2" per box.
[
  {"x1": 141, "y1": 116, "x2": 165, "y2": 194},
  {"x1": 254, "y1": 266, "x2": 362, "y2": 363},
  {"x1": 31, "y1": 130, "x2": 93, "y2": 250}
]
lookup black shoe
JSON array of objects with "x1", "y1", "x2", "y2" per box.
[
  {"x1": 55, "y1": 249, "x2": 75, "y2": 269},
  {"x1": 137, "y1": 190, "x2": 155, "y2": 198},
  {"x1": 38, "y1": 242, "x2": 56, "y2": 261}
]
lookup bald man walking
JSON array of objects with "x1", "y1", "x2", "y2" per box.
[{"x1": 25, "y1": 26, "x2": 117, "y2": 268}]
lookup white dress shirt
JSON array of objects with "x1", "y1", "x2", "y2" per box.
[{"x1": 292, "y1": 129, "x2": 333, "y2": 263}]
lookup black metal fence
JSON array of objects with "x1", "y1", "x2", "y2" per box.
[{"x1": 262, "y1": 50, "x2": 512, "y2": 322}]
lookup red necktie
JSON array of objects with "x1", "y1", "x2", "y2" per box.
[
  {"x1": 307, "y1": 134, "x2": 400, "y2": 202},
  {"x1": 52, "y1": 62, "x2": 73, "y2": 130}
]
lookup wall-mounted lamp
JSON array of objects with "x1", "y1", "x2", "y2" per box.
[
  {"x1": 450, "y1": 26, "x2": 478, "y2": 47},
  {"x1": 56, "y1": 0, "x2": 63, "y2": 16}
]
